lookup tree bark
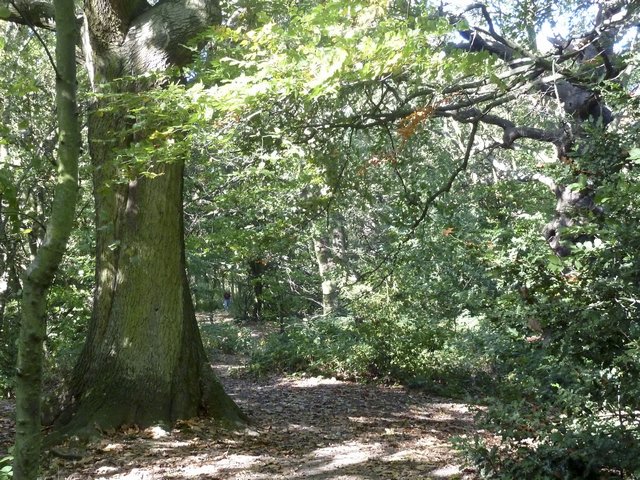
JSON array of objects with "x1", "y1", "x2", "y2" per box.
[
  {"x1": 52, "y1": 0, "x2": 245, "y2": 434},
  {"x1": 57, "y1": 161, "x2": 242, "y2": 431},
  {"x1": 13, "y1": 1, "x2": 79, "y2": 477},
  {"x1": 313, "y1": 236, "x2": 339, "y2": 315},
  {"x1": 248, "y1": 259, "x2": 266, "y2": 321}
]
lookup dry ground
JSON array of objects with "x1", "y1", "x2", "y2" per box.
[{"x1": 2, "y1": 315, "x2": 481, "y2": 479}]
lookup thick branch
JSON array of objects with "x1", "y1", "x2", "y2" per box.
[
  {"x1": 452, "y1": 5, "x2": 616, "y2": 125},
  {"x1": 516, "y1": 172, "x2": 558, "y2": 193},
  {"x1": 0, "y1": 0, "x2": 55, "y2": 29},
  {"x1": 121, "y1": 0, "x2": 222, "y2": 75},
  {"x1": 439, "y1": 107, "x2": 569, "y2": 151},
  {"x1": 84, "y1": 0, "x2": 149, "y2": 49},
  {"x1": 110, "y1": 0, "x2": 150, "y2": 24},
  {"x1": 312, "y1": 103, "x2": 569, "y2": 158}
]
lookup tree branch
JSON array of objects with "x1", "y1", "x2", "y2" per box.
[
  {"x1": 8, "y1": 0, "x2": 58, "y2": 76},
  {"x1": 121, "y1": 0, "x2": 222, "y2": 75},
  {"x1": 452, "y1": 4, "x2": 617, "y2": 126},
  {"x1": 0, "y1": 0, "x2": 55, "y2": 29},
  {"x1": 516, "y1": 172, "x2": 558, "y2": 193},
  {"x1": 411, "y1": 120, "x2": 479, "y2": 230}
]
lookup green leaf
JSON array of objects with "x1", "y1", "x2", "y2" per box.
[
  {"x1": 567, "y1": 175, "x2": 587, "y2": 192},
  {"x1": 628, "y1": 147, "x2": 640, "y2": 162},
  {"x1": 547, "y1": 254, "x2": 563, "y2": 272},
  {"x1": 0, "y1": 6, "x2": 11, "y2": 19}
]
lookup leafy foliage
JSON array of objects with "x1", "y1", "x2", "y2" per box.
[
  {"x1": 250, "y1": 310, "x2": 491, "y2": 398},
  {"x1": 200, "y1": 320, "x2": 256, "y2": 355},
  {"x1": 3, "y1": 0, "x2": 640, "y2": 477},
  {"x1": 453, "y1": 130, "x2": 640, "y2": 478},
  {"x1": 0, "y1": 452, "x2": 12, "y2": 480}
]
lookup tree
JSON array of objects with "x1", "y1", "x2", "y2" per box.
[
  {"x1": 63, "y1": 0, "x2": 245, "y2": 432},
  {"x1": 0, "y1": 21, "x2": 59, "y2": 358},
  {"x1": 12, "y1": 1, "x2": 79, "y2": 478},
  {"x1": 2, "y1": 0, "x2": 245, "y2": 436},
  {"x1": 178, "y1": 0, "x2": 640, "y2": 475}
]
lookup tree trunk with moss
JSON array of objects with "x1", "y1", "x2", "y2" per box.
[
  {"x1": 51, "y1": 0, "x2": 245, "y2": 434},
  {"x1": 1, "y1": 0, "x2": 244, "y2": 435},
  {"x1": 13, "y1": 2, "x2": 79, "y2": 478}
]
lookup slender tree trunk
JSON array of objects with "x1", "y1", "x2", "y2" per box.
[
  {"x1": 248, "y1": 259, "x2": 266, "y2": 321},
  {"x1": 313, "y1": 236, "x2": 339, "y2": 315},
  {"x1": 13, "y1": 2, "x2": 79, "y2": 478},
  {"x1": 313, "y1": 218, "x2": 346, "y2": 315}
]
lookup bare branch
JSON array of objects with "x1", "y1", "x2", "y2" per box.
[
  {"x1": 516, "y1": 172, "x2": 558, "y2": 192},
  {"x1": 532, "y1": 173, "x2": 557, "y2": 192}
]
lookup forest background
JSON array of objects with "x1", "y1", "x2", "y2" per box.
[{"x1": 1, "y1": 0, "x2": 640, "y2": 478}]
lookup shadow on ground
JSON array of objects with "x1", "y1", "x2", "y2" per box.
[{"x1": 35, "y1": 314, "x2": 480, "y2": 479}]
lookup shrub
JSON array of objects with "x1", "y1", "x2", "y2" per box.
[
  {"x1": 0, "y1": 452, "x2": 12, "y2": 480},
  {"x1": 200, "y1": 321, "x2": 255, "y2": 355},
  {"x1": 249, "y1": 312, "x2": 492, "y2": 396},
  {"x1": 456, "y1": 156, "x2": 640, "y2": 478}
]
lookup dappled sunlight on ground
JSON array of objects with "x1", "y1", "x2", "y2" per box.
[
  {"x1": 36, "y1": 367, "x2": 479, "y2": 479},
  {"x1": 28, "y1": 317, "x2": 480, "y2": 479}
]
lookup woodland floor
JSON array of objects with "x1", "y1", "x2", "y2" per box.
[{"x1": 1, "y1": 314, "x2": 481, "y2": 479}]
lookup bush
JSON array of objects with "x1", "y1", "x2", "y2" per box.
[
  {"x1": 200, "y1": 321, "x2": 255, "y2": 355},
  {"x1": 249, "y1": 312, "x2": 492, "y2": 396},
  {"x1": 456, "y1": 155, "x2": 640, "y2": 478}
]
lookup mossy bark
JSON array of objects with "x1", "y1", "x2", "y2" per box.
[
  {"x1": 52, "y1": 0, "x2": 245, "y2": 435},
  {"x1": 313, "y1": 218, "x2": 346, "y2": 315},
  {"x1": 56, "y1": 160, "x2": 245, "y2": 432}
]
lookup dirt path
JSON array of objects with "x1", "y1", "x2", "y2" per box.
[
  {"x1": 8, "y1": 317, "x2": 480, "y2": 479},
  {"x1": 208, "y1": 356, "x2": 478, "y2": 480}
]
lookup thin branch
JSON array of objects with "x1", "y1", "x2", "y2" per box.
[
  {"x1": 355, "y1": 121, "x2": 480, "y2": 286},
  {"x1": 8, "y1": 0, "x2": 59, "y2": 77},
  {"x1": 462, "y1": 3, "x2": 496, "y2": 35},
  {"x1": 411, "y1": 120, "x2": 479, "y2": 231},
  {"x1": 382, "y1": 122, "x2": 412, "y2": 203}
]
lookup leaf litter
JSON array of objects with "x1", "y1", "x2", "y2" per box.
[{"x1": 1, "y1": 319, "x2": 481, "y2": 479}]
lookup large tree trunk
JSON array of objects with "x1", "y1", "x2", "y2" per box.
[
  {"x1": 58, "y1": 161, "x2": 241, "y2": 430},
  {"x1": 52, "y1": 0, "x2": 245, "y2": 433}
]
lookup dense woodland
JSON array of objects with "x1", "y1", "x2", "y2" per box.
[{"x1": 1, "y1": 0, "x2": 640, "y2": 478}]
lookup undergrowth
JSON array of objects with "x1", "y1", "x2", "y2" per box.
[{"x1": 248, "y1": 315, "x2": 492, "y2": 397}]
